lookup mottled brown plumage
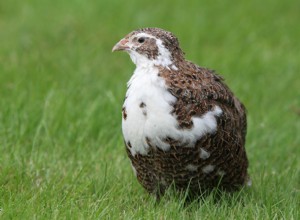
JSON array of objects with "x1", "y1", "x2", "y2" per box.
[{"x1": 113, "y1": 27, "x2": 250, "y2": 198}]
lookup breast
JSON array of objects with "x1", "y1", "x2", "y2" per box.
[
  {"x1": 122, "y1": 66, "x2": 222, "y2": 157},
  {"x1": 122, "y1": 66, "x2": 177, "y2": 156}
]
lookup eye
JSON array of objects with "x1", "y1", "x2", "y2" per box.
[{"x1": 138, "y1": 37, "x2": 145, "y2": 43}]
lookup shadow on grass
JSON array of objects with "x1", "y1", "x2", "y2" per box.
[{"x1": 149, "y1": 181, "x2": 251, "y2": 210}]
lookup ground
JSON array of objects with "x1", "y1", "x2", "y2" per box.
[{"x1": 0, "y1": 0, "x2": 299, "y2": 219}]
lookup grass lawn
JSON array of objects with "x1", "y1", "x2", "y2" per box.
[{"x1": 0, "y1": 0, "x2": 299, "y2": 219}]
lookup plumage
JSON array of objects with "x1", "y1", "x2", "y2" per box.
[{"x1": 112, "y1": 27, "x2": 250, "y2": 197}]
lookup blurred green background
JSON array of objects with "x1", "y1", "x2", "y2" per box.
[{"x1": 0, "y1": 0, "x2": 299, "y2": 219}]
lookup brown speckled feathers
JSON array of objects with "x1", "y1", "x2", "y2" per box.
[
  {"x1": 113, "y1": 27, "x2": 249, "y2": 198},
  {"x1": 127, "y1": 64, "x2": 248, "y2": 195}
]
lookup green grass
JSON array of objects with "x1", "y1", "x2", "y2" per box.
[{"x1": 0, "y1": 0, "x2": 299, "y2": 219}]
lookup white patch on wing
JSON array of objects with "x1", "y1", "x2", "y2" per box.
[
  {"x1": 171, "y1": 65, "x2": 178, "y2": 70},
  {"x1": 199, "y1": 148, "x2": 210, "y2": 160},
  {"x1": 202, "y1": 165, "x2": 215, "y2": 174},
  {"x1": 122, "y1": 65, "x2": 222, "y2": 156},
  {"x1": 185, "y1": 164, "x2": 198, "y2": 172}
]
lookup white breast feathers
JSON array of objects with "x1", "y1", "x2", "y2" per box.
[{"x1": 122, "y1": 66, "x2": 222, "y2": 156}]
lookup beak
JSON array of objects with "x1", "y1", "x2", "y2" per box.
[{"x1": 112, "y1": 38, "x2": 130, "y2": 52}]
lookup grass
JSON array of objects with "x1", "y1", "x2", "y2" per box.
[{"x1": 0, "y1": 0, "x2": 299, "y2": 219}]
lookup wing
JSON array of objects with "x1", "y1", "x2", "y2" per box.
[
  {"x1": 159, "y1": 61, "x2": 249, "y2": 189},
  {"x1": 159, "y1": 61, "x2": 247, "y2": 141}
]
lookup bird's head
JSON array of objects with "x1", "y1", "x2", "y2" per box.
[{"x1": 112, "y1": 28, "x2": 184, "y2": 68}]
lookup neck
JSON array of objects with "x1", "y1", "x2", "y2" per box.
[{"x1": 129, "y1": 53, "x2": 181, "y2": 72}]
